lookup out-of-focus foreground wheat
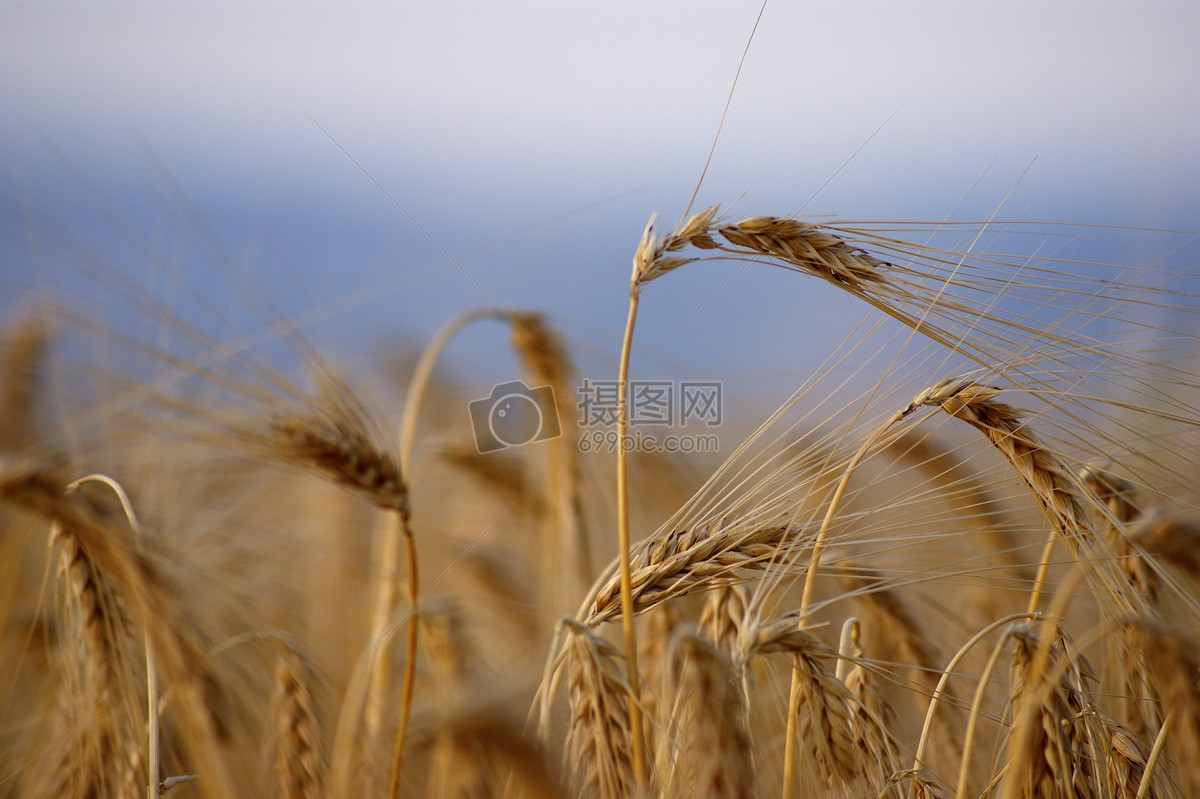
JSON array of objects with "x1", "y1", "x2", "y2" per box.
[{"x1": 2, "y1": 204, "x2": 1200, "y2": 799}]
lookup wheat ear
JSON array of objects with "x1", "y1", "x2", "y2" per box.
[
  {"x1": 1000, "y1": 624, "x2": 1113, "y2": 799},
  {"x1": 741, "y1": 615, "x2": 898, "y2": 794},
  {"x1": 561, "y1": 619, "x2": 637, "y2": 799},
  {"x1": 904, "y1": 377, "x2": 1094, "y2": 615},
  {"x1": 584, "y1": 522, "x2": 799, "y2": 625},
  {"x1": 839, "y1": 619, "x2": 904, "y2": 798},
  {"x1": 510, "y1": 312, "x2": 591, "y2": 613},
  {"x1": 666, "y1": 633, "x2": 754, "y2": 799},
  {"x1": 271, "y1": 647, "x2": 325, "y2": 799},
  {"x1": 1124, "y1": 620, "x2": 1200, "y2": 797},
  {"x1": 1, "y1": 458, "x2": 238, "y2": 799},
  {"x1": 0, "y1": 316, "x2": 44, "y2": 450},
  {"x1": 65, "y1": 473, "x2": 162, "y2": 799}
]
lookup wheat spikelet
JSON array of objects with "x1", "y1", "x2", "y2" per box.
[
  {"x1": 586, "y1": 522, "x2": 800, "y2": 625},
  {"x1": 1002, "y1": 624, "x2": 1103, "y2": 799},
  {"x1": 270, "y1": 647, "x2": 325, "y2": 799},
  {"x1": 665, "y1": 633, "x2": 753, "y2": 799},
  {"x1": 562, "y1": 619, "x2": 637, "y2": 799},
  {"x1": 632, "y1": 206, "x2": 721, "y2": 286},
  {"x1": 739, "y1": 615, "x2": 893, "y2": 792},
  {"x1": 699, "y1": 583, "x2": 750, "y2": 655},
  {"x1": 1106, "y1": 726, "x2": 1159, "y2": 799},
  {"x1": 906, "y1": 378, "x2": 1092, "y2": 549},
  {"x1": 269, "y1": 411, "x2": 406, "y2": 514}
]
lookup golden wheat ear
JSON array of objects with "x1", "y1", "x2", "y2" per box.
[
  {"x1": 999, "y1": 624, "x2": 1105, "y2": 799},
  {"x1": 270, "y1": 645, "x2": 326, "y2": 799},
  {"x1": 662, "y1": 631, "x2": 754, "y2": 799},
  {"x1": 585, "y1": 522, "x2": 802, "y2": 625},
  {"x1": 1124, "y1": 620, "x2": 1200, "y2": 797},
  {"x1": 739, "y1": 614, "x2": 898, "y2": 795},
  {"x1": 0, "y1": 458, "x2": 240, "y2": 799},
  {"x1": 561, "y1": 619, "x2": 638, "y2": 799},
  {"x1": 417, "y1": 700, "x2": 567, "y2": 799}
]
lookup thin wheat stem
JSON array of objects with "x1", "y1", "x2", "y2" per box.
[
  {"x1": 387, "y1": 526, "x2": 421, "y2": 799},
  {"x1": 397, "y1": 307, "x2": 507, "y2": 475},
  {"x1": 955, "y1": 627, "x2": 1016, "y2": 799},
  {"x1": 910, "y1": 612, "x2": 1039, "y2": 786},
  {"x1": 616, "y1": 288, "x2": 647, "y2": 788},
  {"x1": 1026, "y1": 534, "x2": 1059, "y2": 616}
]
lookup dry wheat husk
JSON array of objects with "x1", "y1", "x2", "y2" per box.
[{"x1": 562, "y1": 620, "x2": 637, "y2": 799}]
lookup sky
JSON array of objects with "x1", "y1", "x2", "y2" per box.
[{"x1": 2, "y1": 0, "x2": 1199, "y2": 421}]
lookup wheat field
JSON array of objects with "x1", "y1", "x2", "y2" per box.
[{"x1": 4, "y1": 5, "x2": 1200, "y2": 799}]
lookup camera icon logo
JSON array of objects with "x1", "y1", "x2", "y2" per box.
[{"x1": 468, "y1": 379, "x2": 562, "y2": 453}]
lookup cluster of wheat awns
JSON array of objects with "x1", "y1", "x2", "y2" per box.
[{"x1": 1, "y1": 204, "x2": 1199, "y2": 799}]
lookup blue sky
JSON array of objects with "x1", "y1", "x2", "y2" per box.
[{"x1": 2, "y1": 1, "x2": 1198, "y2": 417}]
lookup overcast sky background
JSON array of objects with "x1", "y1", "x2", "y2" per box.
[{"x1": 2, "y1": 1, "x2": 1198, "y2": 419}]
